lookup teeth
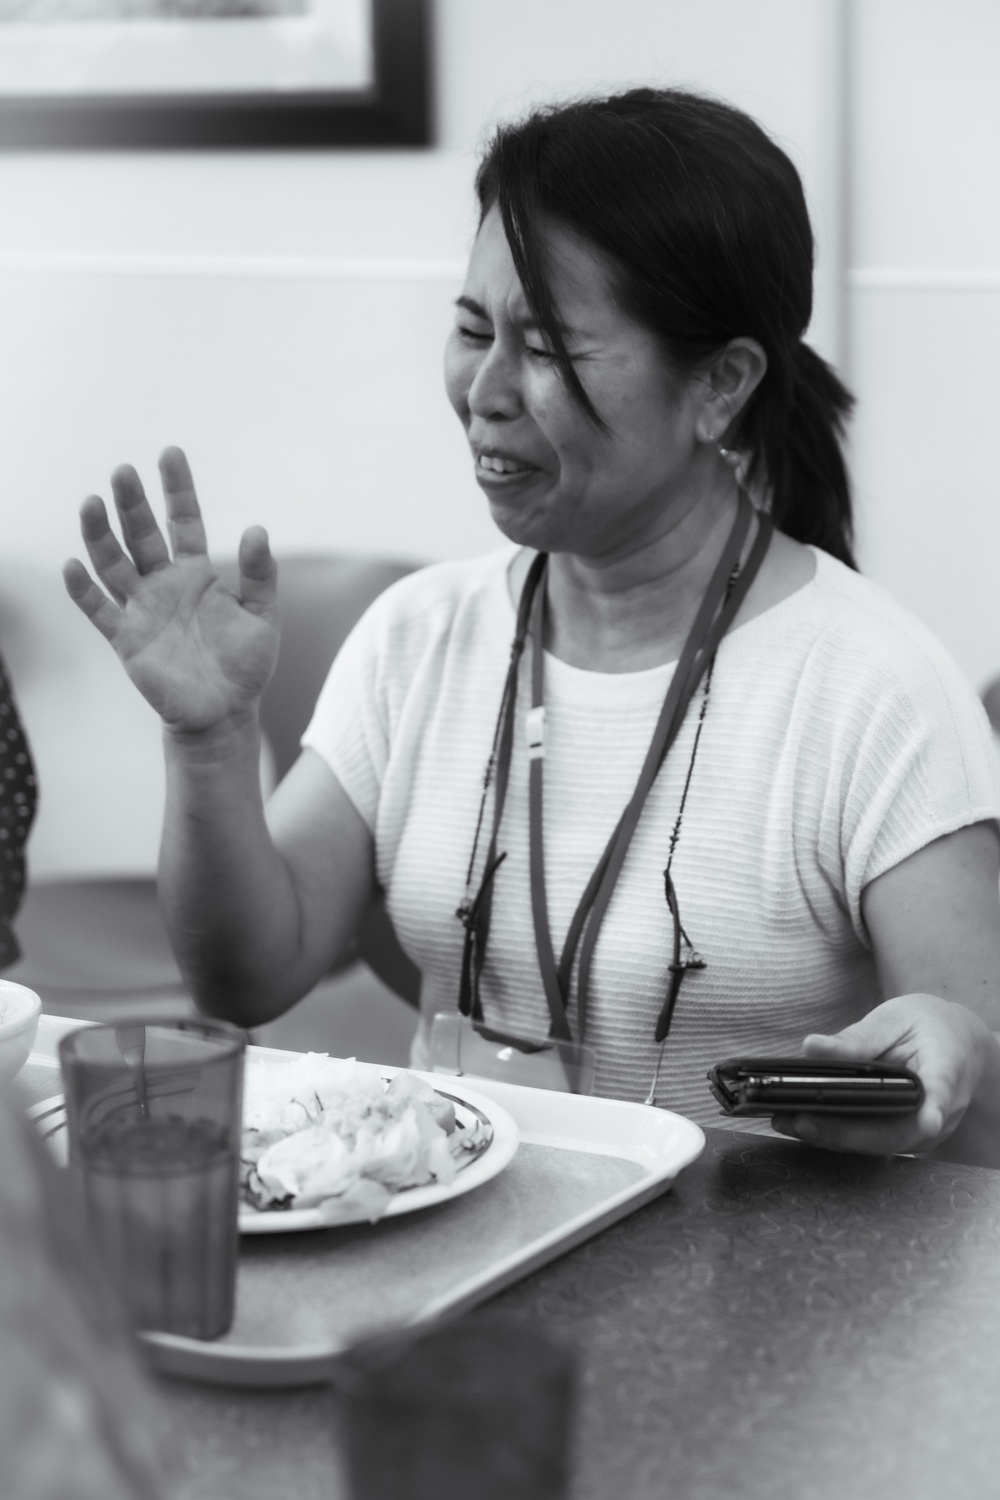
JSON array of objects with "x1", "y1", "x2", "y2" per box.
[{"x1": 477, "y1": 453, "x2": 529, "y2": 474}]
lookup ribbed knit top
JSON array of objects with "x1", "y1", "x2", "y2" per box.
[{"x1": 302, "y1": 545, "x2": 1000, "y2": 1123}]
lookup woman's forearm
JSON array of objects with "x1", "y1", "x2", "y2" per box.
[{"x1": 158, "y1": 711, "x2": 323, "y2": 1025}]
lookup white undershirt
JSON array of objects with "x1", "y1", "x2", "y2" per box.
[{"x1": 303, "y1": 545, "x2": 1000, "y2": 1123}]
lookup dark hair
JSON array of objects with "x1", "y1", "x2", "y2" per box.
[{"x1": 475, "y1": 88, "x2": 856, "y2": 567}]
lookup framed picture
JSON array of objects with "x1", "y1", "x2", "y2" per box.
[{"x1": 0, "y1": 0, "x2": 428, "y2": 147}]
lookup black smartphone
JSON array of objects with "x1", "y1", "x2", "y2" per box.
[{"x1": 707, "y1": 1056, "x2": 924, "y2": 1116}]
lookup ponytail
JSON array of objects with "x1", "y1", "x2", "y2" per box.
[{"x1": 756, "y1": 342, "x2": 856, "y2": 569}]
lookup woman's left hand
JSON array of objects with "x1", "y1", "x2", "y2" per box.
[{"x1": 771, "y1": 992, "x2": 1000, "y2": 1160}]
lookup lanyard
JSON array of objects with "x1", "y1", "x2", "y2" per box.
[
  {"x1": 457, "y1": 550, "x2": 548, "y2": 1023},
  {"x1": 458, "y1": 491, "x2": 774, "y2": 1043}
]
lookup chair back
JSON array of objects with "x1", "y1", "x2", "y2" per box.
[{"x1": 220, "y1": 553, "x2": 417, "y2": 782}]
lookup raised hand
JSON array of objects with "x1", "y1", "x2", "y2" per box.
[{"x1": 64, "y1": 448, "x2": 281, "y2": 734}]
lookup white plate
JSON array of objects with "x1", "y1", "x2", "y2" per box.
[
  {"x1": 28, "y1": 1075, "x2": 520, "y2": 1233},
  {"x1": 241, "y1": 1079, "x2": 518, "y2": 1231}
]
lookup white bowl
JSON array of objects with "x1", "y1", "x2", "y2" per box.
[{"x1": 0, "y1": 981, "x2": 42, "y2": 1082}]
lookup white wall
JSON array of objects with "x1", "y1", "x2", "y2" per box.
[
  {"x1": 0, "y1": 0, "x2": 844, "y2": 875},
  {"x1": 0, "y1": 0, "x2": 844, "y2": 571},
  {"x1": 848, "y1": 0, "x2": 1000, "y2": 691}
]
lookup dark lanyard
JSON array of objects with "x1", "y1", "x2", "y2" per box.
[
  {"x1": 457, "y1": 550, "x2": 548, "y2": 1023},
  {"x1": 458, "y1": 491, "x2": 774, "y2": 1042}
]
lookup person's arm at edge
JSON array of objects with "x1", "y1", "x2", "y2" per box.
[{"x1": 772, "y1": 821, "x2": 1000, "y2": 1168}]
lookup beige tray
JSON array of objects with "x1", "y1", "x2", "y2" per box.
[{"x1": 22, "y1": 1015, "x2": 705, "y2": 1388}]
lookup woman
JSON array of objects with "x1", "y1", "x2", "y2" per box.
[{"x1": 64, "y1": 89, "x2": 1000, "y2": 1163}]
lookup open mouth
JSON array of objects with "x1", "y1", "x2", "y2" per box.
[{"x1": 475, "y1": 452, "x2": 538, "y2": 480}]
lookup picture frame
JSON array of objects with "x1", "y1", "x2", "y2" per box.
[{"x1": 0, "y1": 0, "x2": 429, "y2": 149}]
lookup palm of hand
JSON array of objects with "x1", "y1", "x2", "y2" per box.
[
  {"x1": 65, "y1": 451, "x2": 283, "y2": 738},
  {"x1": 112, "y1": 556, "x2": 280, "y2": 732}
]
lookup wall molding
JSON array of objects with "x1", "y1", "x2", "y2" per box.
[
  {"x1": 849, "y1": 268, "x2": 1000, "y2": 291},
  {"x1": 0, "y1": 250, "x2": 466, "y2": 281}
]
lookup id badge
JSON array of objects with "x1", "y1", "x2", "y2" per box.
[{"x1": 429, "y1": 1011, "x2": 597, "y2": 1096}]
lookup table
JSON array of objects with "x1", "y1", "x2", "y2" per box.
[
  {"x1": 156, "y1": 1127, "x2": 1000, "y2": 1500},
  {"x1": 17, "y1": 1057, "x2": 1000, "y2": 1499}
]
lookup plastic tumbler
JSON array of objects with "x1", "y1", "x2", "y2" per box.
[
  {"x1": 59, "y1": 1017, "x2": 246, "y2": 1340},
  {"x1": 336, "y1": 1316, "x2": 575, "y2": 1500}
]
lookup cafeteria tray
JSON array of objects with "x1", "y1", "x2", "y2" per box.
[{"x1": 20, "y1": 1015, "x2": 705, "y2": 1389}]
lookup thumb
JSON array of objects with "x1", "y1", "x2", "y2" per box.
[
  {"x1": 803, "y1": 993, "x2": 940, "y2": 1063},
  {"x1": 801, "y1": 1020, "x2": 890, "y2": 1063},
  {"x1": 237, "y1": 526, "x2": 278, "y2": 615}
]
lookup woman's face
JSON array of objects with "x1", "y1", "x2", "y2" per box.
[{"x1": 444, "y1": 206, "x2": 709, "y2": 559}]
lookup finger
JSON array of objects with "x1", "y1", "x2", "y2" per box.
[
  {"x1": 237, "y1": 526, "x2": 278, "y2": 616},
  {"x1": 79, "y1": 494, "x2": 141, "y2": 606},
  {"x1": 800, "y1": 1050, "x2": 948, "y2": 1146},
  {"x1": 110, "y1": 464, "x2": 171, "y2": 575},
  {"x1": 800, "y1": 1012, "x2": 912, "y2": 1064},
  {"x1": 770, "y1": 1110, "x2": 925, "y2": 1157},
  {"x1": 158, "y1": 445, "x2": 209, "y2": 558},
  {"x1": 802, "y1": 993, "x2": 946, "y2": 1066},
  {"x1": 802, "y1": 1027, "x2": 889, "y2": 1063},
  {"x1": 62, "y1": 558, "x2": 122, "y2": 643},
  {"x1": 900, "y1": 1057, "x2": 951, "y2": 1141},
  {"x1": 916, "y1": 1097, "x2": 947, "y2": 1139}
]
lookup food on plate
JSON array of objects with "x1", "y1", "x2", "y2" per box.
[{"x1": 240, "y1": 1054, "x2": 490, "y2": 1223}]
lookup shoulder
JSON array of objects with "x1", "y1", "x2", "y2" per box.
[
  {"x1": 804, "y1": 550, "x2": 980, "y2": 708},
  {"x1": 724, "y1": 545, "x2": 994, "y2": 766},
  {"x1": 770, "y1": 551, "x2": 998, "y2": 809},
  {"x1": 325, "y1": 545, "x2": 519, "y2": 716},
  {"x1": 302, "y1": 546, "x2": 519, "y2": 803}
]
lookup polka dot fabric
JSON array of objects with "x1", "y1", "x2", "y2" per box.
[{"x1": 0, "y1": 656, "x2": 37, "y2": 970}]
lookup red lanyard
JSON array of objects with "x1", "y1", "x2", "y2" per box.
[{"x1": 458, "y1": 492, "x2": 774, "y2": 1044}]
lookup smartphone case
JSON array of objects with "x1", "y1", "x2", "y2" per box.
[{"x1": 707, "y1": 1056, "x2": 924, "y2": 1116}]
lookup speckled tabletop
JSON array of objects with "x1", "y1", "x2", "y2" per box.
[{"x1": 155, "y1": 1128, "x2": 1000, "y2": 1500}]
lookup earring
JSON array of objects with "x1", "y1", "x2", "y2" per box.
[{"x1": 717, "y1": 444, "x2": 751, "y2": 493}]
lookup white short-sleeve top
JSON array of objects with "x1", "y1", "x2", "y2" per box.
[{"x1": 302, "y1": 545, "x2": 1000, "y2": 1123}]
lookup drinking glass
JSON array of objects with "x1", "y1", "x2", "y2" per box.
[
  {"x1": 429, "y1": 1010, "x2": 597, "y2": 1095},
  {"x1": 337, "y1": 1316, "x2": 575, "y2": 1499},
  {"x1": 59, "y1": 1017, "x2": 246, "y2": 1340}
]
